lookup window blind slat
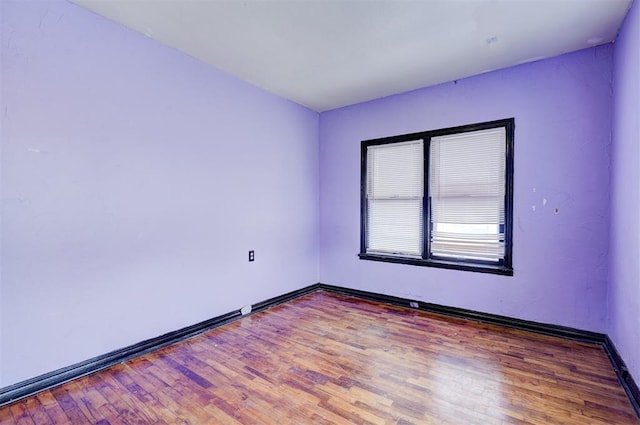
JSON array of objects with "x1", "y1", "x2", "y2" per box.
[
  {"x1": 368, "y1": 141, "x2": 423, "y2": 198},
  {"x1": 429, "y1": 127, "x2": 506, "y2": 262},
  {"x1": 431, "y1": 197, "x2": 505, "y2": 224},
  {"x1": 367, "y1": 141, "x2": 423, "y2": 256},
  {"x1": 367, "y1": 199, "x2": 423, "y2": 255}
]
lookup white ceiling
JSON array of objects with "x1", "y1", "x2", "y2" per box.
[{"x1": 72, "y1": 0, "x2": 633, "y2": 112}]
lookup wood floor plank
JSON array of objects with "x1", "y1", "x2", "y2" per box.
[
  {"x1": 1, "y1": 291, "x2": 638, "y2": 424},
  {"x1": 33, "y1": 392, "x2": 71, "y2": 425},
  {"x1": 7, "y1": 402, "x2": 34, "y2": 425}
]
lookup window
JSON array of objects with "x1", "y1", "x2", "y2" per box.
[{"x1": 359, "y1": 119, "x2": 514, "y2": 275}]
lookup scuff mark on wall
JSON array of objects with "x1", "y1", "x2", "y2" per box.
[
  {"x1": 27, "y1": 148, "x2": 47, "y2": 154},
  {"x1": 517, "y1": 216, "x2": 524, "y2": 232},
  {"x1": 38, "y1": 8, "x2": 48, "y2": 32}
]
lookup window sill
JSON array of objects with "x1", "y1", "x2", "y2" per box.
[{"x1": 358, "y1": 253, "x2": 513, "y2": 276}]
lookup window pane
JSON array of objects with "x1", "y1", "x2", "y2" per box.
[
  {"x1": 366, "y1": 140, "x2": 424, "y2": 256},
  {"x1": 367, "y1": 141, "x2": 423, "y2": 198},
  {"x1": 431, "y1": 223, "x2": 504, "y2": 261},
  {"x1": 429, "y1": 127, "x2": 506, "y2": 262},
  {"x1": 368, "y1": 199, "x2": 423, "y2": 256}
]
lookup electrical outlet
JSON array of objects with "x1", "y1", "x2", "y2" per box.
[
  {"x1": 409, "y1": 301, "x2": 419, "y2": 308},
  {"x1": 248, "y1": 250, "x2": 255, "y2": 262}
]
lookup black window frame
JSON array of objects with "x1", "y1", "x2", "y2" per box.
[{"x1": 359, "y1": 118, "x2": 514, "y2": 276}]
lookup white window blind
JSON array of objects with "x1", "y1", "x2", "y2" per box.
[
  {"x1": 429, "y1": 127, "x2": 506, "y2": 262},
  {"x1": 367, "y1": 141, "x2": 423, "y2": 256}
]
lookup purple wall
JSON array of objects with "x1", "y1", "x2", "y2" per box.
[
  {"x1": 610, "y1": 0, "x2": 640, "y2": 384},
  {"x1": 1, "y1": 0, "x2": 636, "y2": 394},
  {"x1": 320, "y1": 46, "x2": 613, "y2": 333},
  {"x1": 0, "y1": 0, "x2": 319, "y2": 387},
  {"x1": 0, "y1": 0, "x2": 4, "y2": 387}
]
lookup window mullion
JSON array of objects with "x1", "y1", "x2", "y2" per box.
[{"x1": 423, "y1": 137, "x2": 430, "y2": 260}]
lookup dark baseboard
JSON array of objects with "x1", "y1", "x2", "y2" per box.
[
  {"x1": 0, "y1": 310, "x2": 240, "y2": 408},
  {"x1": 316, "y1": 284, "x2": 607, "y2": 344},
  {"x1": 2, "y1": 281, "x2": 638, "y2": 418},
  {"x1": 0, "y1": 283, "x2": 320, "y2": 408},
  {"x1": 252, "y1": 283, "x2": 321, "y2": 313},
  {"x1": 316, "y1": 283, "x2": 639, "y2": 417},
  {"x1": 603, "y1": 336, "x2": 640, "y2": 416}
]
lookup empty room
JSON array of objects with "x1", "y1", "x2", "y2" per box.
[{"x1": 1, "y1": 0, "x2": 639, "y2": 423}]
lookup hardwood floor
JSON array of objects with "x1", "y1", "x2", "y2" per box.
[{"x1": 1, "y1": 291, "x2": 637, "y2": 424}]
